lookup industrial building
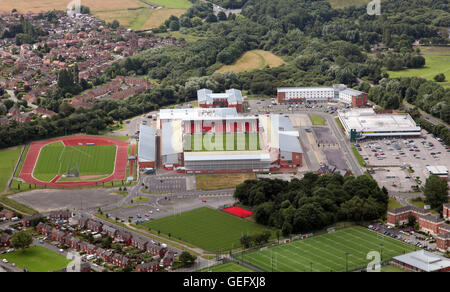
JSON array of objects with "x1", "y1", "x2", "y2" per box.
[
  {"x1": 338, "y1": 108, "x2": 421, "y2": 141},
  {"x1": 276, "y1": 85, "x2": 368, "y2": 107},
  {"x1": 197, "y1": 88, "x2": 243, "y2": 112}
]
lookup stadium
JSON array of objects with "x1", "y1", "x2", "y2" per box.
[
  {"x1": 18, "y1": 136, "x2": 129, "y2": 187},
  {"x1": 138, "y1": 97, "x2": 303, "y2": 174}
]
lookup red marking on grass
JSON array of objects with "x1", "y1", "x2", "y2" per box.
[
  {"x1": 222, "y1": 206, "x2": 253, "y2": 218},
  {"x1": 50, "y1": 175, "x2": 62, "y2": 183},
  {"x1": 18, "y1": 136, "x2": 128, "y2": 187}
]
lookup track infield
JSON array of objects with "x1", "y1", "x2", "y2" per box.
[
  {"x1": 18, "y1": 136, "x2": 128, "y2": 187},
  {"x1": 239, "y1": 226, "x2": 417, "y2": 272}
]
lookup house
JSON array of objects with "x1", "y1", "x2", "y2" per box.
[
  {"x1": 387, "y1": 206, "x2": 431, "y2": 226},
  {"x1": 80, "y1": 242, "x2": 97, "y2": 254},
  {"x1": 65, "y1": 236, "x2": 81, "y2": 249},
  {"x1": 36, "y1": 222, "x2": 52, "y2": 236},
  {"x1": 444, "y1": 203, "x2": 450, "y2": 219},
  {"x1": 147, "y1": 243, "x2": 167, "y2": 258},
  {"x1": 50, "y1": 229, "x2": 65, "y2": 243},
  {"x1": 136, "y1": 260, "x2": 159, "y2": 272},
  {"x1": 0, "y1": 209, "x2": 14, "y2": 219},
  {"x1": 86, "y1": 220, "x2": 103, "y2": 233},
  {"x1": 70, "y1": 215, "x2": 89, "y2": 228},
  {"x1": 96, "y1": 248, "x2": 114, "y2": 262},
  {"x1": 22, "y1": 214, "x2": 43, "y2": 227},
  {"x1": 131, "y1": 236, "x2": 148, "y2": 250},
  {"x1": 161, "y1": 250, "x2": 174, "y2": 267},
  {"x1": 112, "y1": 253, "x2": 130, "y2": 268},
  {"x1": 116, "y1": 230, "x2": 132, "y2": 245},
  {"x1": 101, "y1": 225, "x2": 117, "y2": 238},
  {"x1": 0, "y1": 234, "x2": 11, "y2": 247},
  {"x1": 418, "y1": 215, "x2": 444, "y2": 236},
  {"x1": 49, "y1": 210, "x2": 72, "y2": 221}
]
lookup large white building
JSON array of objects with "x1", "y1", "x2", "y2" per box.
[
  {"x1": 277, "y1": 85, "x2": 368, "y2": 107},
  {"x1": 338, "y1": 108, "x2": 421, "y2": 140}
]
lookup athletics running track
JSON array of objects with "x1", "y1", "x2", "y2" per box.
[{"x1": 19, "y1": 136, "x2": 129, "y2": 187}]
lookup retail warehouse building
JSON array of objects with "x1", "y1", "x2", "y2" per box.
[{"x1": 338, "y1": 108, "x2": 421, "y2": 141}]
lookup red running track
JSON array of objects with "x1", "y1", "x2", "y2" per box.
[{"x1": 19, "y1": 136, "x2": 129, "y2": 187}]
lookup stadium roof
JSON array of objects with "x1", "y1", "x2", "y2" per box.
[
  {"x1": 138, "y1": 125, "x2": 155, "y2": 162},
  {"x1": 197, "y1": 88, "x2": 243, "y2": 105},
  {"x1": 393, "y1": 250, "x2": 450, "y2": 272},
  {"x1": 161, "y1": 120, "x2": 183, "y2": 156},
  {"x1": 340, "y1": 88, "x2": 365, "y2": 96},
  {"x1": 260, "y1": 115, "x2": 302, "y2": 153},
  {"x1": 184, "y1": 151, "x2": 270, "y2": 162},
  {"x1": 160, "y1": 108, "x2": 237, "y2": 120}
]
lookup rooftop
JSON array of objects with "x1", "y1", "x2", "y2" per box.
[
  {"x1": 393, "y1": 250, "x2": 450, "y2": 272},
  {"x1": 160, "y1": 108, "x2": 238, "y2": 120},
  {"x1": 138, "y1": 125, "x2": 156, "y2": 162}
]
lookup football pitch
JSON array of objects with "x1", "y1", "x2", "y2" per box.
[
  {"x1": 33, "y1": 141, "x2": 116, "y2": 182},
  {"x1": 239, "y1": 227, "x2": 417, "y2": 272},
  {"x1": 198, "y1": 262, "x2": 255, "y2": 272},
  {"x1": 0, "y1": 246, "x2": 70, "y2": 272},
  {"x1": 184, "y1": 133, "x2": 261, "y2": 152},
  {"x1": 140, "y1": 207, "x2": 270, "y2": 252}
]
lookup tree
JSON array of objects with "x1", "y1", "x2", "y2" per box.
[
  {"x1": 407, "y1": 214, "x2": 416, "y2": 227},
  {"x1": 423, "y1": 175, "x2": 448, "y2": 209},
  {"x1": 179, "y1": 251, "x2": 197, "y2": 266},
  {"x1": 10, "y1": 231, "x2": 33, "y2": 250},
  {"x1": 434, "y1": 73, "x2": 446, "y2": 82}
]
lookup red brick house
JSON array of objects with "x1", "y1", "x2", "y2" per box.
[
  {"x1": 136, "y1": 260, "x2": 159, "y2": 272},
  {"x1": 116, "y1": 230, "x2": 132, "y2": 245},
  {"x1": 22, "y1": 214, "x2": 43, "y2": 227},
  {"x1": 96, "y1": 248, "x2": 114, "y2": 262},
  {"x1": 419, "y1": 215, "x2": 444, "y2": 236},
  {"x1": 66, "y1": 236, "x2": 81, "y2": 249},
  {"x1": 80, "y1": 242, "x2": 97, "y2": 255},
  {"x1": 86, "y1": 220, "x2": 103, "y2": 233},
  {"x1": 50, "y1": 229, "x2": 65, "y2": 243},
  {"x1": 161, "y1": 251, "x2": 174, "y2": 267},
  {"x1": 102, "y1": 225, "x2": 117, "y2": 238},
  {"x1": 131, "y1": 236, "x2": 148, "y2": 251},
  {"x1": 112, "y1": 254, "x2": 130, "y2": 268},
  {"x1": 436, "y1": 233, "x2": 450, "y2": 252},
  {"x1": 443, "y1": 203, "x2": 450, "y2": 220},
  {"x1": 147, "y1": 244, "x2": 167, "y2": 258},
  {"x1": 36, "y1": 222, "x2": 53, "y2": 236},
  {"x1": 49, "y1": 210, "x2": 72, "y2": 221},
  {"x1": 387, "y1": 206, "x2": 431, "y2": 226}
]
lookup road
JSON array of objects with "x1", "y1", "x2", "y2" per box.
[
  {"x1": 6, "y1": 90, "x2": 38, "y2": 109},
  {"x1": 403, "y1": 101, "x2": 449, "y2": 130}
]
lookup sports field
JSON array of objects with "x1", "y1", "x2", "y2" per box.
[
  {"x1": 33, "y1": 141, "x2": 116, "y2": 182},
  {"x1": 239, "y1": 227, "x2": 417, "y2": 272},
  {"x1": 309, "y1": 114, "x2": 325, "y2": 126},
  {"x1": 140, "y1": 207, "x2": 271, "y2": 252},
  {"x1": 0, "y1": 246, "x2": 70, "y2": 272},
  {"x1": 0, "y1": 146, "x2": 22, "y2": 193},
  {"x1": 217, "y1": 50, "x2": 286, "y2": 73},
  {"x1": 184, "y1": 133, "x2": 261, "y2": 152},
  {"x1": 387, "y1": 46, "x2": 450, "y2": 88},
  {"x1": 198, "y1": 262, "x2": 255, "y2": 272},
  {"x1": 327, "y1": 0, "x2": 374, "y2": 9}
]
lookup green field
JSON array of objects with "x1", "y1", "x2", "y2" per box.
[
  {"x1": 309, "y1": 114, "x2": 325, "y2": 126},
  {"x1": 387, "y1": 46, "x2": 450, "y2": 88},
  {"x1": 388, "y1": 197, "x2": 403, "y2": 211},
  {"x1": 198, "y1": 262, "x2": 255, "y2": 272},
  {"x1": 328, "y1": 0, "x2": 373, "y2": 9},
  {"x1": 0, "y1": 246, "x2": 70, "y2": 272},
  {"x1": 352, "y1": 146, "x2": 366, "y2": 167},
  {"x1": 33, "y1": 141, "x2": 116, "y2": 182},
  {"x1": 184, "y1": 133, "x2": 261, "y2": 152},
  {"x1": 0, "y1": 147, "x2": 23, "y2": 193},
  {"x1": 140, "y1": 207, "x2": 271, "y2": 252},
  {"x1": 196, "y1": 173, "x2": 257, "y2": 191},
  {"x1": 381, "y1": 264, "x2": 408, "y2": 272},
  {"x1": 239, "y1": 227, "x2": 416, "y2": 272}
]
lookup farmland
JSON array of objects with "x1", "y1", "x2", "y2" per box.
[
  {"x1": 140, "y1": 207, "x2": 271, "y2": 252},
  {"x1": 217, "y1": 50, "x2": 286, "y2": 73},
  {"x1": 239, "y1": 226, "x2": 416, "y2": 272},
  {"x1": 387, "y1": 46, "x2": 450, "y2": 88}
]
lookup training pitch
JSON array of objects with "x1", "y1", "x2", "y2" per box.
[
  {"x1": 239, "y1": 226, "x2": 416, "y2": 272},
  {"x1": 140, "y1": 207, "x2": 270, "y2": 252},
  {"x1": 198, "y1": 262, "x2": 255, "y2": 272},
  {"x1": 0, "y1": 246, "x2": 70, "y2": 272}
]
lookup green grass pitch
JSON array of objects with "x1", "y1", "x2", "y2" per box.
[
  {"x1": 184, "y1": 133, "x2": 260, "y2": 152},
  {"x1": 0, "y1": 246, "x2": 70, "y2": 272},
  {"x1": 197, "y1": 262, "x2": 255, "y2": 272},
  {"x1": 140, "y1": 207, "x2": 271, "y2": 252},
  {"x1": 0, "y1": 146, "x2": 23, "y2": 192},
  {"x1": 239, "y1": 226, "x2": 417, "y2": 272},
  {"x1": 33, "y1": 141, "x2": 116, "y2": 182}
]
